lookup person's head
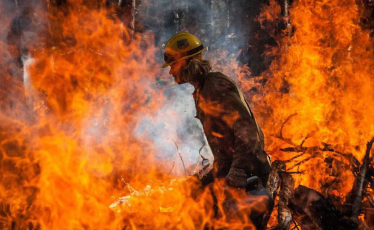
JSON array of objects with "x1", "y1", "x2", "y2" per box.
[{"x1": 162, "y1": 32, "x2": 212, "y2": 85}]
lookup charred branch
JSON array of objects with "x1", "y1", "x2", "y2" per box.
[
  {"x1": 281, "y1": 142, "x2": 351, "y2": 155},
  {"x1": 273, "y1": 113, "x2": 298, "y2": 146},
  {"x1": 274, "y1": 114, "x2": 361, "y2": 173},
  {"x1": 277, "y1": 170, "x2": 294, "y2": 230},
  {"x1": 287, "y1": 156, "x2": 315, "y2": 171},
  {"x1": 266, "y1": 160, "x2": 285, "y2": 199},
  {"x1": 266, "y1": 160, "x2": 295, "y2": 230},
  {"x1": 280, "y1": 141, "x2": 361, "y2": 175},
  {"x1": 352, "y1": 137, "x2": 374, "y2": 220}
]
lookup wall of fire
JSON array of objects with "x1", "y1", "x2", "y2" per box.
[
  {"x1": 5, "y1": 0, "x2": 374, "y2": 82},
  {"x1": 3, "y1": 0, "x2": 374, "y2": 162}
]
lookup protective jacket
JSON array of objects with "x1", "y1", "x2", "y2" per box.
[{"x1": 193, "y1": 72, "x2": 271, "y2": 187}]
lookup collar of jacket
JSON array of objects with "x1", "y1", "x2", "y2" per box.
[{"x1": 191, "y1": 71, "x2": 211, "y2": 94}]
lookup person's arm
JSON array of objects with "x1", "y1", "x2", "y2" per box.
[{"x1": 201, "y1": 75, "x2": 259, "y2": 188}]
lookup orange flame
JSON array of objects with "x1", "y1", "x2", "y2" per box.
[
  {"x1": 1, "y1": 0, "x2": 374, "y2": 229},
  {"x1": 243, "y1": 0, "x2": 374, "y2": 196}
]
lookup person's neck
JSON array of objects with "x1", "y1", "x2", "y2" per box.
[
  {"x1": 191, "y1": 79, "x2": 200, "y2": 89},
  {"x1": 190, "y1": 73, "x2": 206, "y2": 90}
]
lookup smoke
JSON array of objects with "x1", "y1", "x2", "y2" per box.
[
  {"x1": 133, "y1": 0, "x2": 257, "y2": 175},
  {"x1": 0, "y1": 0, "x2": 49, "y2": 121},
  {"x1": 135, "y1": 79, "x2": 211, "y2": 175},
  {"x1": 137, "y1": 0, "x2": 251, "y2": 63}
]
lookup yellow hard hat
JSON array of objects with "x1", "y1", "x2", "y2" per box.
[{"x1": 162, "y1": 32, "x2": 206, "y2": 68}]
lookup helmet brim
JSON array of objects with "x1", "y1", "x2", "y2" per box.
[
  {"x1": 161, "y1": 48, "x2": 206, "y2": 69},
  {"x1": 162, "y1": 62, "x2": 170, "y2": 68}
]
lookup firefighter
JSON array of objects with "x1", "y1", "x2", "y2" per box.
[{"x1": 162, "y1": 32, "x2": 273, "y2": 228}]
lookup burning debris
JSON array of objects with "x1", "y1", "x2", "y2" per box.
[
  {"x1": 265, "y1": 137, "x2": 374, "y2": 230},
  {"x1": 0, "y1": 0, "x2": 374, "y2": 229}
]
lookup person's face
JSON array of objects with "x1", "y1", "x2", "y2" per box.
[{"x1": 169, "y1": 59, "x2": 188, "y2": 84}]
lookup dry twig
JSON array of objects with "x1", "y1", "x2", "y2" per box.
[
  {"x1": 198, "y1": 142, "x2": 209, "y2": 164},
  {"x1": 168, "y1": 161, "x2": 175, "y2": 175},
  {"x1": 273, "y1": 113, "x2": 298, "y2": 146},
  {"x1": 171, "y1": 139, "x2": 187, "y2": 177}
]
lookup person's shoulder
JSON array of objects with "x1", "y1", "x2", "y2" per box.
[
  {"x1": 206, "y1": 72, "x2": 231, "y2": 81},
  {"x1": 205, "y1": 72, "x2": 237, "y2": 91}
]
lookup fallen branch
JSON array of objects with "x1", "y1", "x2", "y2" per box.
[
  {"x1": 275, "y1": 114, "x2": 361, "y2": 174},
  {"x1": 279, "y1": 113, "x2": 297, "y2": 142},
  {"x1": 283, "y1": 152, "x2": 305, "y2": 162},
  {"x1": 287, "y1": 156, "x2": 315, "y2": 171},
  {"x1": 281, "y1": 142, "x2": 347, "y2": 154},
  {"x1": 271, "y1": 113, "x2": 298, "y2": 146},
  {"x1": 280, "y1": 142, "x2": 361, "y2": 174},
  {"x1": 280, "y1": 171, "x2": 304, "y2": 174}
]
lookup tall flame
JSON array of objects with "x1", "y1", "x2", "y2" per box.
[
  {"x1": 246, "y1": 0, "x2": 374, "y2": 195},
  {"x1": 0, "y1": 1, "x2": 171, "y2": 229}
]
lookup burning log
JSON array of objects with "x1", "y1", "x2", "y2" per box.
[
  {"x1": 266, "y1": 160, "x2": 295, "y2": 230},
  {"x1": 269, "y1": 119, "x2": 374, "y2": 229},
  {"x1": 267, "y1": 161, "x2": 284, "y2": 199},
  {"x1": 286, "y1": 138, "x2": 374, "y2": 229},
  {"x1": 277, "y1": 170, "x2": 294, "y2": 230},
  {"x1": 289, "y1": 185, "x2": 358, "y2": 230}
]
